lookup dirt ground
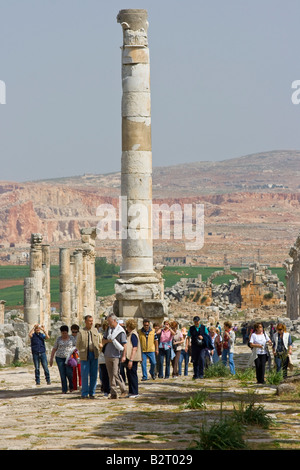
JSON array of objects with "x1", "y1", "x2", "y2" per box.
[
  {"x1": 1, "y1": 341, "x2": 300, "y2": 452},
  {"x1": 0, "y1": 279, "x2": 24, "y2": 289}
]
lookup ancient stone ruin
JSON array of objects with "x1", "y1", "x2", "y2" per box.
[
  {"x1": 60, "y1": 228, "x2": 97, "y2": 326},
  {"x1": 284, "y1": 233, "x2": 300, "y2": 320},
  {"x1": 22, "y1": 229, "x2": 97, "y2": 330},
  {"x1": 165, "y1": 263, "x2": 286, "y2": 316},
  {"x1": 23, "y1": 234, "x2": 51, "y2": 331}
]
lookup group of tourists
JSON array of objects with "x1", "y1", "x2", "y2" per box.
[{"x1": 29, "y1": 315, "x2": 293, "y2": 398}]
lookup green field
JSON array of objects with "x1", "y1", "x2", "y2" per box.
[{"x1": 0, "y1": 264, "x2": 286, "y2": 308}]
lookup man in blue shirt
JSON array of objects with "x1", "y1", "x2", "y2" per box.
[{"x1": 29, "y1": 324, "x2": 51, "y2": 386}]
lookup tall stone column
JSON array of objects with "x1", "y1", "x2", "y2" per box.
[
  {"x1": 81, "y1": 228, "x2": 97, "y2": 317},
  {"x1": 115, "y1": 9, "x2": 167, "y2": 322},
  {"x1": 30, "y1": 236, "x2": 43, "y2": 321},
  {"x1": 70, "y1": 253, "x2": 76, "y2": 320},
  {"x1": 74, "y1": 249, "x2": 83, "y2": 323},
  {"x1": 42, "y1": 244, "x2": 51, "y2": 331},
  {"x1": 24, "y1": 234, "x2": 48, "y2": 327},
  {"x1": 117, "y1": 9, "x2": 153, "y2": 277},
  {"x1": 59, "y1": 248, "x2": 71, "y2": 325},
  {"x1": 24, "y1": 278, "x2": 40, "y2": 325}
]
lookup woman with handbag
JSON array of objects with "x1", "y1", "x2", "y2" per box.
[
  {"x1": 170, "y1": 321, "x2": 184, "y2": 377},
  {"x1": 209, "y1": 327, "x2": 222, "y2": 364},
  {"x1": 158, "y1": 320, "x2": 176, "y2": 379},
  {"x1": 50, "y1": 325, "x2": 75, "y2": 394},
  {"x1": 249, "y1": 322, "x2": 272, "y2": 384}
]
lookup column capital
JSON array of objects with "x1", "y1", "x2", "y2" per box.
[
  {"x1": 117, "y1": 9, "x2": 148, "y2": 31},
  {"x1": 117, "y1": 9, "x2": 149, "y2": 47}
]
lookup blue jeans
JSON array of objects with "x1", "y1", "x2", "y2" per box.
[
  {"x1": 141, "y1": 351, "x2": 156, "y2": 379},
  {"x1": 222, "y1": 349, "x2": 235, "y2": 375},
  {"x1": 275, "y1": 354, "x2": 289, "y2": 378},
  {"x1": 80, "y1": 351, "x2": 98, "y2": 397},
  {"x1": 32, "y1": 352, "x2": 51, "y2": 384},
  {"x1": 212, "y1": 349, "x2": 220, "y2": 364},
  {"x1": 159, "y1": 348, "x2": 171, "y2": 378},
  {"x1": 55, "y1": 356, "x2": 74, "y2": 393},
  {"x1": 178, "y1": 350, "x2": 189, "y2": 376}
]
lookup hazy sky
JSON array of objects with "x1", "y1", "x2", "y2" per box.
[{"x1": 1, "y1": 0, "x2": 300, "y2": 182}]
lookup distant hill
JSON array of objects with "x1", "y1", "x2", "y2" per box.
[
  {"x1": 1, "y1": 150, "x2": 300, "y2": 267},
  {"x1": 31, "y1": 150, "x2": 300, "y2": 197}
]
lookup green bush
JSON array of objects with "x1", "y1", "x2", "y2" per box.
[
  {"x1": 204, "y1": 362, "x2": 231, "y2": 378},
  {"x1": 190, "y1": 418, "x2": 247, "y2": 450},
  {"x1": 233, "y1": 401, "x2": 274, "y2": 429},
  {"x1": 264, "y1": 292, "x2": 273, "y2": 299},
  {"x1": 266, "y1": 369, "x2": 283, "y2": 385},
  {"x1": 235, "y1": 367, "x2": 256, "y2": 382}
]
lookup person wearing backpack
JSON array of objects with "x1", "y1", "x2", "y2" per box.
[
  {"x1": 221, "y1": 321, "x2": 236, "y2": 375},
  {"x1": 186, "y1": 316, "x2": 212, "y2": 379}
]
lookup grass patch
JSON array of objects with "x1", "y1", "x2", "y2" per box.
[
  {"x1": 204, "y1": 362, "x2": 231, "y2": 378},
  {"x1": 266, "y1": 369, "x2": 284, "y2": 385},
  {"x1": 189, "y1": 418, "x2": 247, "y2": 450},
  {"x1": 235, "y1": 367, "x2": 256, "y2": 382},
  {"x1": 232, "y1": 400, "x2": 274, "y2": 429},
  {"x1": 181, "y1": 389, "x2": 208, "y2": 409}
]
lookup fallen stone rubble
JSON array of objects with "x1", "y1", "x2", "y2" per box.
[{"x1": 164, "y1": 265, "x2": 286, "y2": 316}]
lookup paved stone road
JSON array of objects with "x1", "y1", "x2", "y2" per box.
[{"x1": 0, "y1": 342, "x2": 299, "y2": 450}]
